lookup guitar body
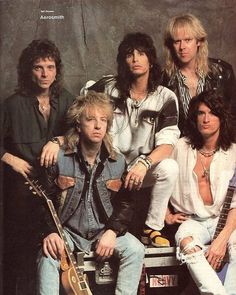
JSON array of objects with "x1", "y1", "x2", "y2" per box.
[
  {"x1": 24, "y1": 177, "x2": 93, "y2": 295},
  {"x1": 61, "y1": 267, "x2": 92, "y2": 295}
]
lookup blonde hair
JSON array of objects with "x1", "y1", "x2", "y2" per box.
[
  {"x1": 65, "y1": 90, "x2": 114, "y2": 155},
  {"x1": 164, "y1": 14, "x2": 209, "y2": 77}
]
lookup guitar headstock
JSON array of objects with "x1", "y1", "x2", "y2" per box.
[{"x1": 25, "y1": 177, "x2": 48, "y2": 200}]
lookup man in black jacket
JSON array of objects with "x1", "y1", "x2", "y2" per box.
[
  {"x1": 37, "y1": 91, "x2": 144, "y2": 295},
  {"x1": 1, "y1": 39, "x2": 75, "y2": 294},
  {"x1": 162, "y1": 13, "x2": 236, "y2": 135}
]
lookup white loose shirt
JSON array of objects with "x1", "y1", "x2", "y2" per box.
[
  {"x1": 105, "y1": 81, "x2": 180, "y2": 165},
  {"x1": 170, "y1": 137, "x2": 236, "y2": 218}
]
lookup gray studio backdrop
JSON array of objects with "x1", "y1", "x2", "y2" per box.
[
  {"x1": 0, "y1": 0, "x2": 235, "y2": 292},
  {"x1": 0, "y1": 0, "x2": 236, "y2": 100}
]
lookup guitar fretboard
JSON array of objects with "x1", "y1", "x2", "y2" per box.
[
  {"x1": 47, "y1": 199, "x2": 86, "y2": 285},
  {"x1": 213, "y1": 185, "x2": 235, "y2": 239}
]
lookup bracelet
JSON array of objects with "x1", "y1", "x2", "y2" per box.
[
  {"x1": 138, "y1": 155, "x2": 153, "y2": 170},
  {"x1": 137, "y1": 158, "x2": 149, "y2": 170}
]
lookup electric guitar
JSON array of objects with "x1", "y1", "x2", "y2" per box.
[
  {"x1": 25, "y1": 177, "x2": 93, "y2": 295},
  {"x1": 213, "y1": 168, "x2": 236, "y2": 271}
]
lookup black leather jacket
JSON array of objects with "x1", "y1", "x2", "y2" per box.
[{"x1": 161, "y1": 58, "x2": 236, "y2": 133}]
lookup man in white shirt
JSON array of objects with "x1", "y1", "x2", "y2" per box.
[
  {"x1": 166, "y1": 90, "x2": 236, "y2": 295},
  {"x1": 83, "y1": 32, "x2": 180, "y2": 247}
]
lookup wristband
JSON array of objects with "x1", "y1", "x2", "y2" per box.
[
  {"x1": 137, "y1": 158, "x2": 149, "y2": 170},
  {"x1": 138, "y1": 155, "x2": 153, "y2": 170},
  {"x1": 50, "y1": 137, "x2": 61, "y2": 146}
]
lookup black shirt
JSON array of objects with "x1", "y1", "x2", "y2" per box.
[{"x1": 0, "y1": 88, "x2": 74, "y2": 166}]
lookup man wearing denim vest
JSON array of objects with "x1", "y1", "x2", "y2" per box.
[{"x1": 37, "y1": 91, "x2": 144, "y2": 295}]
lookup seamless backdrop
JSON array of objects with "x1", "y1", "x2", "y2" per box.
[
  {"x1": 0, "y1": 0, "x2": 236, "y2": 293},
  {"x1": 0, "y1": 0, "x2": 236, "y2": 100}
]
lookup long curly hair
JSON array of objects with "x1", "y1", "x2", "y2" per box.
[
  {"x1": 65, "y1": 91, "x2": 115, "y2": 155},
  {"x1": 184, "y1": 90, "x2": 234, "y2": 150},
  {"x1": 115, "y1": 32, "x2": 162, "y2": 101},
  {"x1": 164, "y1": 14, "x2": 209, "y2": 77},
  {"x1": 16, "y1": 39, "x2": 63, "y2": 96}
]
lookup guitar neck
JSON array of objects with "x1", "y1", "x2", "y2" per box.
[
  {"x1": 46, "y1": 198, "x2": 79, "y2": 268},
  {"x1": 213, "y1": 186, "x2": 235, "y2": 239}
]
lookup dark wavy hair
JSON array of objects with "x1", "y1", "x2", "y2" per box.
[
  {"x1": 184, "y1": 90, "x2": 234, "y2": 150},
  {"x1": 16, "y1": 39, "x2": 63, "y2": 96},
  {"x1": 115, "y1": 32, "x2": 162, "y2": 101}
]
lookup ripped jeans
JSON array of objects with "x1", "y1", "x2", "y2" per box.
[{"x1": 175, "y1": 217, "x2": 236, "y2": 295}]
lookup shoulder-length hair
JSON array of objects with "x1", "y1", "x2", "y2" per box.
[
  {"x1": 115, "y1": 32, "x2": 162, "y2": 101},
  {"x1": 65, "y1": 91, "x2": 115, "y2": 155},
  {"x1": 184, "y1": 90, "x2": 234, "y2": 150},
  {"x1": 16, "y1": 39, "x2": 63, "y2": 96},
  {"x1": 164, "y1": 14, "x2": 209, "y2": 77}
]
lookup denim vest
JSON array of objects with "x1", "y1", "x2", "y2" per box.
[{"x1": 54, "y1": 146, "x2": 126, "y2": 226}]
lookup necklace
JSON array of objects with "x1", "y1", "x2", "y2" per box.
[
  {"x1": 39, "y1": 103, "x2": 50, "y2": 112},
  {"x1": 37, "y1": 95, "x2": 50, "y2": 111},
  {"x1": 130, "y1": 88, "x2": 148, "y2": 101},
  {"x1": 198, "y1": 154, "x2": 211, "y2": 181},
  {"x1": 199, "y1": 149, "x2": 217, "y2": 157},
  {"x1": 130, "y1": 88, "x2": 147, "y2": 95}
]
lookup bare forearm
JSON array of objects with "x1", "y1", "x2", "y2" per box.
[
  {"x1": 1, "y1": 152, "x2": 33, "y2": 178},
  {"x1": 1, "y1": 152, "x2": 17, "y2": 166},
  {"x1": 148, "y1": 144, "x2": 174, "y2": 165}
]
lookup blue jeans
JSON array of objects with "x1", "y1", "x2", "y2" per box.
[
  {"x1": 37, "y1": 232, "x2": 144, "y2": 295},
  {"x1": 175, "y1": 217, "x2": 236, "y2": 295}
]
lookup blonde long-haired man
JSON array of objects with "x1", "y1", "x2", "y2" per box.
[
  {"x1": 37, "y1": 91, "x2": 145, "y2": 295},
  {"x1": 162, "y1": 13, "x2": 236, "y2": 134}
]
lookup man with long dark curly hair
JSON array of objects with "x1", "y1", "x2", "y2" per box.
[
  {"x1": 165, "y1": 90, "x2": 236, "y2": 295},
  {"x1": 83, "y1": 32, "x2": 180, "y2": 248},
  {"x1": 1, "y1": 39, "x2": 74, "y2": 294}
]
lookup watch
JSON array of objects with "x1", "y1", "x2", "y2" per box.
[{"x1": 50, "y1": 137, "x2": 61, "y2": 146}]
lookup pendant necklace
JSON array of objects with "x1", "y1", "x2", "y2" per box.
[
  {"x1": 37, "y1": 95, "x2": 51, "y2": 121},
  {"x1": 199, "y1": 155, "x2": 210, "y2": 181},
  {"x1": 129, "y1": 89, "x2": 147, "y2": 125},
  {"x1": 198, "y1": 149, "x2": 215, "y2": 181}
]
